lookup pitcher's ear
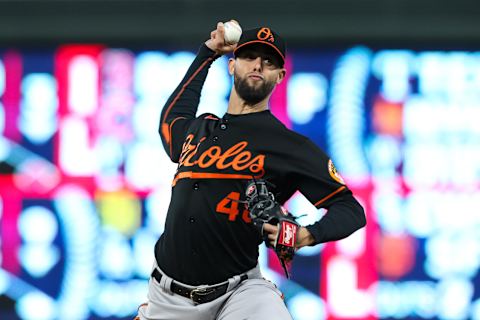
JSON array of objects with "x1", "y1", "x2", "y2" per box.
[
  {"x1": 228, "y1": 58, "x2": 235, "y2": 75},
  {"x1": 276, "y1": 68, "x2": 286, "y2": 84}
]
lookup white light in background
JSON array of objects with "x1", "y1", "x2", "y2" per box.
[
  {"x1": 416, "y1": 52, "x2": 447, "y2": 97},
  {"x1": 375, "y1": 281, "x2": 437, "y2": 319},
  {"x1": 372, "y1": 188, "x2": 404, "y2": 234},
  {"x1": 327, "y1": 256, "x2": 372, "y2": 318},
  {"x1": 375, "y1": 281, "x2": 400, "y2": 318},
  {"x1": 198, "y1": 55, "x2": 230, "y2": 116},
  {"x1": 125, "y1": 141, "x2": 177, "y2": 190},
  {"x1": 404, "y1": 190, "x2": 436, "y2": 238},
  {"x1": 99, "y1": 229, "x2": 134, "y2": 280},
  {"x1": 288, "y1": 292, "x2": 326, "y2": 320},
  {"x1": 0, "y1": 268, "x2": 9, "y2": 295},
  {"x1": 336, "y1": 227, "x2": 365, "y2": 258},
  {"x1": 406, "y1": 281, "x2": 437, "y2": 319},
  {"x1": 132, "y1": 100, "x2": 161, "y2": 141},
  {"x1": 22, "y1": 74, "x2": 57, "y2": 113},
  {"x1": 135, "y1": 51, "x2": 194, "y2": 103},
  {"x1": 132, "y1": 229, "x2": 157, "y2": 278},
  {"x1": 134, "y1": 51, "x2": 170, "y2": 99},
  {"x1": 0, "y1": 137, "x2": 9, "y2": 164},
  {"x1": 16, "y1": 291, "x2": 57, "y2": 320},
  {"x1": 94, "y1": 136, "x2": 124, "y2": 190},
  {"x1": 68, "y1": 55, "x2": 98, "y2": 116},
  {"x1": 403, "y1": 142, "x2": 446, "y2": 187},
  {"x1": 403, "y1": 96, "x2": 443, "y2": 139},
  {"x1": 425, "y1": 230, "x2": 480, "y2": 279},
  {"x1": 0, "y1": 101, "x2": 4, "y2": 135},
  {"x1": 287, "y1": 73, "x2": 328, "y2": 124},
  {"x1": 404, "y1": 96, "x2": 480, "y2": 139},
  {"x1": 432, "y1": 192, "x2": 480, "y2": 233},
  {"x1": 54, "y1": 185, "x2": 99, "y2": 320},
  {"x1": 19, "y1": 245, "x2": 60, "y2": 278},
  {"x1": 372, "y1": 50, "x2": 413, "y2": 102},
  {"x1": 91, "y1": 281, "x2": 118, "y2": 318},
  {"x1": 59, "y1": 116, "x2": 96, "y2": 175},
  {"x1": 169, "y1": 51, "x2": 196, "y2": 86},
  {"x1": 471, "y1": 298, "x2": 480, "y2": 320},
  {"x1": 444, "y1": 52, "x2": 480, "y2": 101},
  {"x1": 436, "y1": 278, "x2": 473, "y2": 320},
  {"x1": 145, "y1": 187, "x2": 171, "y2": 235},
  {"x1": 18, "y1": 206, "x2": 59, "y2": 277},
  {"x1": 404, "y1": 140, "x2": 480, "y2": 188},
  {"x1": 405, "y1": 190, "x2": 480, "y2": 238},
  {"x1": 446, "y1": 53, "x2": 469, "y2": 99},
  {"x1": 366, "y1": 135, "x2": 402, "y2": 179},
  {"x1": 19, "y1": 206, "x2": 58, "y2": 243},
  {"x1": 20, "y1": 73, "x2": 58, "y2": 144},
  {"x1": 91, "y1": 280, "x2": 148, "y2": 318},
  {"x1": 448, "y1": 141, "x2": 480, "y2": 186},
  {"x1": 0, "y1": 198, "x2": 2, "y2": 267},
  {"x1": 327, "y1": 47, "x2": 371, "y2": 182}
]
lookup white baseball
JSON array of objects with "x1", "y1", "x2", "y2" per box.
[{"x1": 223, "y1": 21, "x2": 242, "y2": 45}]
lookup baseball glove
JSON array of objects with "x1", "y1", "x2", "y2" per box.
[{"x1": 244, "y1": 179, "x2": 300, "y2": 278}]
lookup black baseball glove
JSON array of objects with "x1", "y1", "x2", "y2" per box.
[{"x1": 244, "y1": 179, "x2": 300, "y2": 278}]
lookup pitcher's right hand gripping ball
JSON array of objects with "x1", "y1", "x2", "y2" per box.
[
  {"x1": 205, "y1": 20, "x2": 241, "y2": 55},
  {"x1": 244, "y1": 179, "x2": 300, "y2": 278}
]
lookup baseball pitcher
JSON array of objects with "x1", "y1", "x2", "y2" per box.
[{"x1": 136, "y1": 20, "x2": 366, "y2": 320}]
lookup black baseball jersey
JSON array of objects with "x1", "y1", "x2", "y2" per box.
[{"x1": 155, "y1": 44, "x2": 366, "y2": 286}]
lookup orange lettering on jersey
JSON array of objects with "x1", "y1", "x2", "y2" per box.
[
  {"x1": 179, "y1": 134, "x2": 197, "y2": 166},
  {"x1": 178, "y1": 134, "x2": 265, "y2": 176},
  {"x1": 197, "y1": 146, "x2": 222, "y2": 168}
]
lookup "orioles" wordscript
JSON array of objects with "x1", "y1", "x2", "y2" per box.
[{"x1": 178, "y1": 134, "x2": 265, "y2": 175}]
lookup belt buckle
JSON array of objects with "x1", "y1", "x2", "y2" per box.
[{"x1": 190, "y1": 286, "x2": 214, "y2": 303}]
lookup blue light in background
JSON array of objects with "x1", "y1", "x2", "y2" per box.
[
  {"x1": 20, "y1": 73, "x2": 57, "y2": 144},
  {"x1": 0, "y1": 58, "x2": 5, "y2": 96},
  {"x1": 287, "y1": 73, "x2": 328, "y2": 125},
  {"x1": 327, "y1": 47, "x2": 371, "y2": 182},
  {"x1": 1, "y1": 45, "x2": 480, "y2": 320}
]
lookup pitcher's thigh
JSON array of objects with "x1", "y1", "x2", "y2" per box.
[{"x1": 216, "y1": 279, "x2": 292, "y2": 320}]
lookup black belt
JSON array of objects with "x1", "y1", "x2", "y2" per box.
[{"x1": 151, "y1": 268, "x2": 248, "y2": 304}]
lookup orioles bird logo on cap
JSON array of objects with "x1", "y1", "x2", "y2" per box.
[{"x1": 257, "y1": 27, "x2": 275, "y2": 43}]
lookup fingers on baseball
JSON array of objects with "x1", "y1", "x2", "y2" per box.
[{"x1": 217, "y1": 22, "x2": 225, "y2": 36}]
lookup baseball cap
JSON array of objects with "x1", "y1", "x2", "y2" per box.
[{"x1": 233, "y1": 27, "x2": 286, "y2": 66}]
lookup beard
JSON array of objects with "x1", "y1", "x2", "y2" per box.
[{"x1": 234, "y1": 72, "x2": 276, "y2": 105}]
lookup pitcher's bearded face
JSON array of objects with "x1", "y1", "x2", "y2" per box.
[
  {"x1": 232, "y1": 45, "x2": 285, "y2": 105},
  {"x1": 233, "y1": 70, "x2": 277, "y2": 105}
]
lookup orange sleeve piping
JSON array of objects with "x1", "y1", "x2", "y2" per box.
[
  {"x1": 168, "y1": 116, "x2": 186, "y2": 157},
  {"x1": 160, "y1": 56, "x2": 215, "y2": 146},
  {"x1": 313, "y1": 186, "x2": 346, "y2": 207}
]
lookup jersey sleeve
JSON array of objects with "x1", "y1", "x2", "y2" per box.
[
  {"x1": 293, "y1": 139, "x2": 348, "y2": 209},
  {"x1": 292, "y1": 138, "x2": 366, "y2": 244},
  {"x1": 159, "y1": 44, "x2": 220, "y2": 162}
]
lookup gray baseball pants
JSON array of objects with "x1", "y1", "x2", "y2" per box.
[{"x1": 135, "y1": 263, "x2": 292, "y2": 320}]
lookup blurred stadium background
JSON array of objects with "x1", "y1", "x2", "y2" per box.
[{"x1": 1, "y1": 0, "x2": 480, "y2": 319}]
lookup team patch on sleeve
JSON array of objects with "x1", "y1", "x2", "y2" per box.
[{"x1": 328, "y1": 159, "x2": 345, "y2": 185}]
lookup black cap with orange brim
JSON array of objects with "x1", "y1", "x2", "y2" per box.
[{"x1": 233, "y1": 27, "x2": 286, "y2": 66}]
